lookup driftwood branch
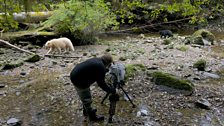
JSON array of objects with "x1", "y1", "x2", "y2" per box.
[
  {"x1": 0, "y1": 39, "x2": 36, "y2": 55},
  {"x1": 101, "y1": 17, "x2": 192, "y2": 34},
  {"x1": 44, "y1": 54, "x2": 81, "y2": 59}
]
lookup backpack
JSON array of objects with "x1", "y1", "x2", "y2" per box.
[{"x1": 108, "y1": 63, "x2": 126, "y2": 83}]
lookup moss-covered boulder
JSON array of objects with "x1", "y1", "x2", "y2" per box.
[
  {"x1": 151, "y1": 71, "x2": 194, "y2": 92},
  {"x1": 191, "y1": 29, "x2": 215, "y2": 45},
  {"x1": 125, "y1": 64, "x2": 146, "y2": 81},
  {"x1": 24, "y1": 54, "x2": 41, "y2": 62},
  {"x1": 2, "y1": 60, "x2": 24, "y2": 70},
  {"x1": 193, "y1": 59, "x2": 206, "y2": 71}
]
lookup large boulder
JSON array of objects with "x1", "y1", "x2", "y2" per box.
[
  {"x1": 191, "y1": 29, "x2": 215, "y2": 45},
  {"x1": 151, "y1": 71, "x2": 194, "y2": 92},
  {"x1": 2, "y1": 60, "x2": 24, "y2": 70}
]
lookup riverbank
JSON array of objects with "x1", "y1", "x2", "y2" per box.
[{"x1": 0, "y1": 32, "x2": 224, "y2": 125}]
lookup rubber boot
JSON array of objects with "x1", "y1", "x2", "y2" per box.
[
  {"x1": 88, "y1": 109, "x2": 104, "y2": 122},
  {"x1": 83, "y1": 108, "x2": 97, "y2": 117}
]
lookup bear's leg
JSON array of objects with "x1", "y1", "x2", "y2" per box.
[
  {"x1": 64, "y1": 47, "x2": 69, "y2": 54},
  {"x1": 46, "y1": 48, "x2": 52, "y2": 54},
  {"x1": 56, "y1": 47, "x2": 61, "y2": 54}
]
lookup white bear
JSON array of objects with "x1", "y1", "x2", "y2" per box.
[{"x1": 45, "y1": 37, "x2": 74, "y2": 54}]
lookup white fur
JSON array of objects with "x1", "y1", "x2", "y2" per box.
[{"x1": 45, "y1": 37, "x2": 74, "y2": 54}]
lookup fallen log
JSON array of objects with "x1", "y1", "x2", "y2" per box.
[
  {"x1": 44, "y1": 54, "x2": 81, "y2": 59},
  {"x1": 0, "y1": 39, "x2": 35, "y2": 55},
  {"x1": 100, "y1": 17, "x2": 193, "y2": 34}
]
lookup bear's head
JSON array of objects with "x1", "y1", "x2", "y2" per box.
[{"x1": 44, "y1": 40, "x2": 52, "y2": 49}]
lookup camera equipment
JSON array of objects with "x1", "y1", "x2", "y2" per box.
[
  {"x1": 108, "y1": 93, "x2": 119, "y2": 123},
  {"x1": 101, "y1": 63, "x2": 136, "y2": 123}
]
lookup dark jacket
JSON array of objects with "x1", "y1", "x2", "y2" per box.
[{"x1": 70, "y1": 58, "x2": 112, "y2": 93}]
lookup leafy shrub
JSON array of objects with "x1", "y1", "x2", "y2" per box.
[{"x1": 42, "y1": 0, "x2": 119, "y2": 45}]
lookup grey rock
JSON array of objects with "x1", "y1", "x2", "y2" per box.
[
  {"x1": 203, "y1": 72, "x2": 220, "y2": 79},
  {"x1": 19, "y1": 80, "x2": 25, "y2": 84},
  {"x1": 0, "y1": 91, "x2": 6, "y2": 96},
  {"x1": 7, "y1": 118, "x2": 21, "y2": 126},
  {"x1": 195, "y1": 98, "x2": 211, "y2": 109},
  {"x1": 16, "y1": 92, "x2": 21, "y2": 96},
  {"x1": 0, "y1": 84, "x2": 5, "y2": 88},
  {"x1": 137, "y1": 109, "x2": 149, "y2": 117}
]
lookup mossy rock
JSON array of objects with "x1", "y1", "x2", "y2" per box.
[
  {"x1": 176, "y1": 44, "x2": 188, "y2": 52},
  {"x1": 0, "y1": 48, "x2": 5, "y2": 55},
  {"x1": 193, "y1": 59, "x2": 206, "y2": 71},
  {"x1": 162, "y1": 39, "x2": 172, "y2": 45},
  {"x1": 2, "y1": 60, "x2": 24, "y2": 70},
  {"x1": 24, "y1": 54, "x2": 41, "y2": 62},
  {"x1": 125, "y1": 64, "x2": 146, "y2": 81},
  {"x1": 151, "y1": 71, "x2": 194, "y2": 92},
  {"x1": 191, "y1": 29, "x2": 215, "y2": 45}
]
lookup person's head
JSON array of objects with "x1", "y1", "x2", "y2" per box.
[{"x1": 101, "y1": 53, "x2": 113, "y2": 68}]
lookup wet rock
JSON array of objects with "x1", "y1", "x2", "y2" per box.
[
  {"x1": 60, "y1": 64, "x2": 66, "y2": 67},
  {"x1": 119, "y1": 56, "x2": 127, "y2": 61},
  {"x1": 20, "y1": 71, "x2": 26, "y2": 76},
  {"x1": 83, "y1": 52, "x2": 88, "y2": 56},
  {"x1": 202, "y1": 72, "x2": 220, "y2": 79},
  {"x1": 195, "y1": 98, "x2": 211, "y2": 110},
  {"x1": 7, "y1": 118, "x2": 21, "y2": 126},
  {"x1": 0, "y1": 91, "x2": 6, "y2": 96},
  {"x1": 52, "y1": 60, "x2": 57, "y2": 65},
  {"x1": 137, "y1": 109, "x2": 149, "y2": 117},
  {"x1": 147, "y1": 66, "x2": 159, "y2": 70},
  {"x1": 0, "y1": 84, "x2": 5, "y2": 88},
  {"x1": 91, "y1": 53, "x2": 97, "y2": 57},
  {"x1": 193, "y1": 77, "x2": 201, "y2": 80},
  {"x1": 29, "y1": 65, "x2": 35, "y2": 69},
  {"x1": 143, "y1": 39, "x2": 153, "y2": 43},
  {"x1": 16, "y1": 91, "x2": 21, "y2": 96},
  {"x1": 19, "y1": 80, "x2": 25, "y2": 84}
]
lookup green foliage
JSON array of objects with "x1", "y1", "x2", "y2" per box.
[
  {"x1": 42, "y1": 0, "x2": 118, "y2": 45},
  {"x1": 0, "y1": 0, "x2": 63, "y2": 31},
  {"x1": 110, "y1": 0, "x2": 223, "y2": 26}
]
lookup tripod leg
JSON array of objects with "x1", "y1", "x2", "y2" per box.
[
  {"x1": 101, "y1": 93, "x2": 110, "y2": 104},
  {"x1": 120, "y1": 86, "x2": 136, "y2": 108}
]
